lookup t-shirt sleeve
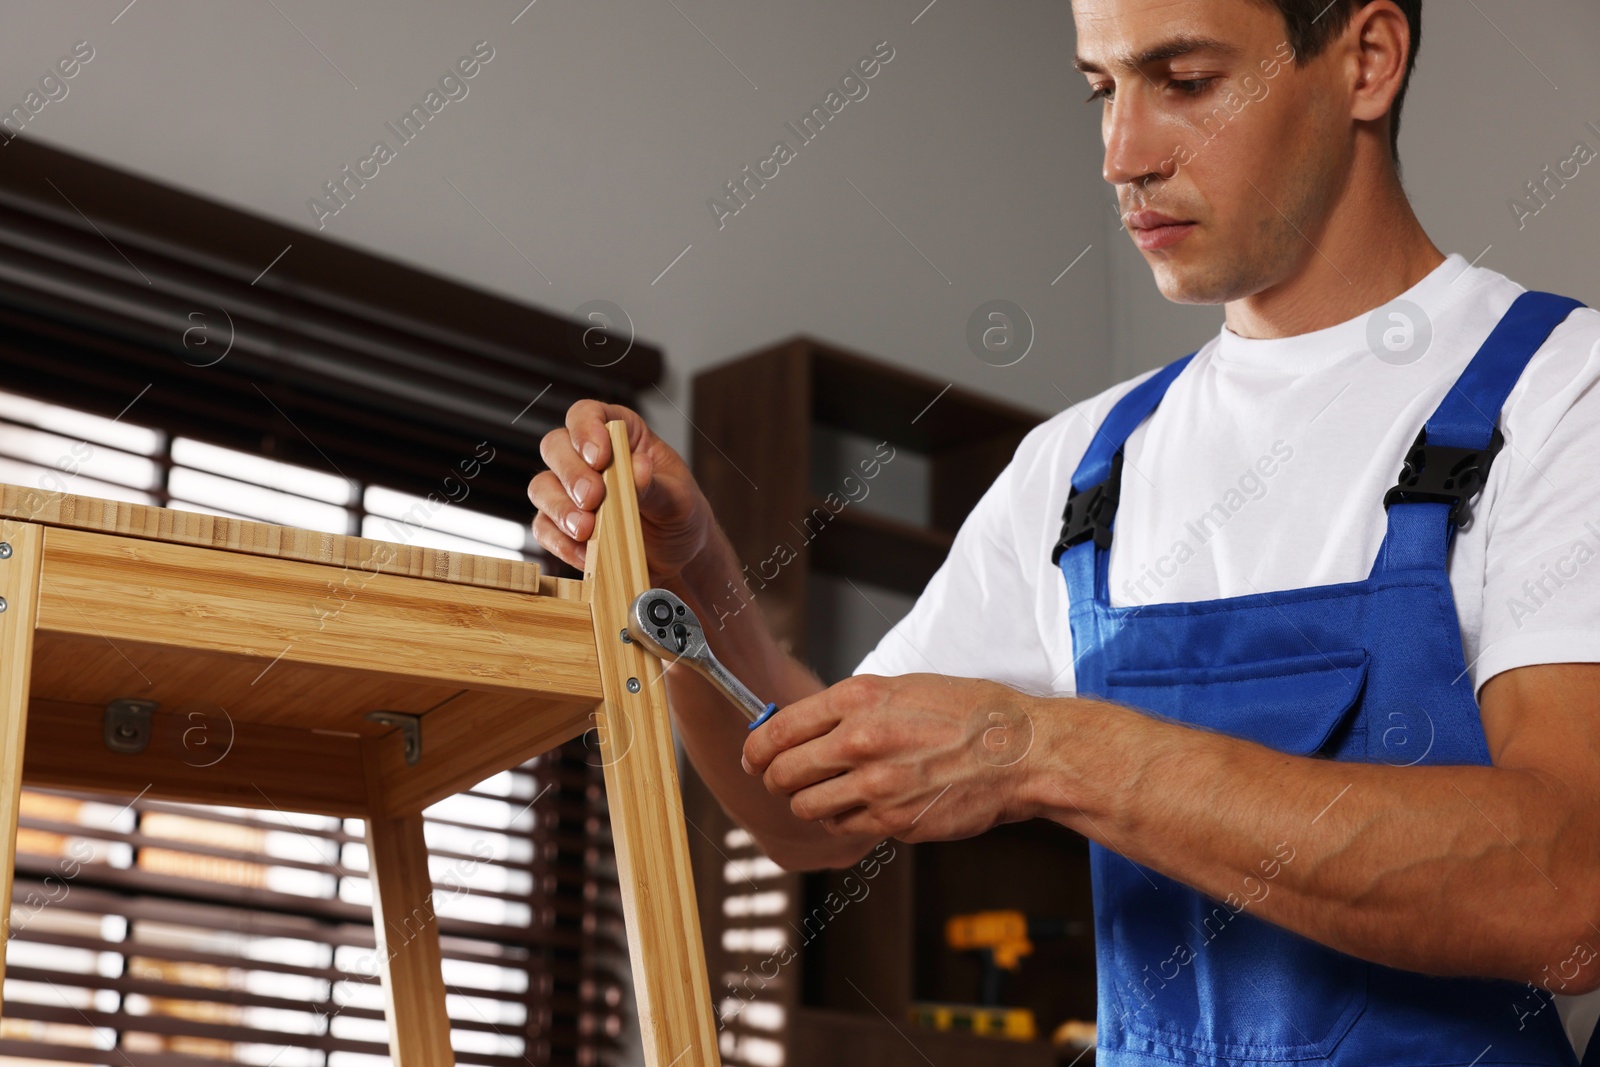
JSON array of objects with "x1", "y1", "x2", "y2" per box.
[
  {"x1": 849, "y1": 440, "x2": 1058, "y2": 694},
  {"x1": 1474, "y1": 313, "x2": 1600, "y2": 699}
]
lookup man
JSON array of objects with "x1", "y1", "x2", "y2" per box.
[{"x1": 529, "y1": 1, "x2": 1600, "y2": 1063}]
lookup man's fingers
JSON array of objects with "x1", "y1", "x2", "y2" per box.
[
  {"x1": 528, "y1": 467, "x2": 593, "y2": 544},
  {"x1": 566, "y1": 399, "x2": 651, "y2": 474},
  {"x1": 787, "y1": 771, "x2": 868, "y2": 822},
  {"x1": 820, "y1": 806, "x2": 882, "y2": 839},
  {"x1": 531, "y1": 508, "x2": 588, "y2": 570},
  {"x1": 763, "y1": 740, "x2": 854, "y2": 797},
  {"x1": 742, "y1": 695, "x2": 841, "y2": 774},
  {"x1": 538, "y1": 426, "x2": 604, "y2": 513}
]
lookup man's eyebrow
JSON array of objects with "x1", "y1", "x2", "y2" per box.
[{"x1": 1074, "y1": 34, "x2": 1241, "y2": 74}]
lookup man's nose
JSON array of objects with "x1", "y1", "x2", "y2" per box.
[{"x1": 1102, "y1": 89, "x2": 1173, "y2": 188}]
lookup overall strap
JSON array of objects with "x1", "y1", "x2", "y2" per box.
[
  {"x1": 1052, "y1": 352, "x2": 1196, "y2": 563},
  {"x1": 1053, "y1": 352, "x2": 1195, "y2": 607},
  {"x1": 1376, "y1": 291, "x2": 1586, "y2": 575}
]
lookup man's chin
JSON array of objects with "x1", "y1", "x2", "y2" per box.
[{"x1": 1146, "y1": 253, "x2": 1242, "y2": 307}]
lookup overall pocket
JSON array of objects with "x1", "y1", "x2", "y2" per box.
[{"x1": 1097, "y1": 649, "x2": 1371, "y2": 1061}]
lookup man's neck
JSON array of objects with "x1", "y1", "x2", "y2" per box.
[{"x1": 1224, "y1": 168, "x2": 1446, "y2": 341}]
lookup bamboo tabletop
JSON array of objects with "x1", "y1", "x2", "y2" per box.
[{"x1": 0, "y1": 482, "x2": 542, "y2": 594}]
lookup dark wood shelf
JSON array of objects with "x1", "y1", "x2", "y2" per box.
[
  {"x1": 808, "y1": 340, "x2": 1046, "y2": 454},
  {"x1": 803, "y1": 493, "x2": 954, "y2": 595}
]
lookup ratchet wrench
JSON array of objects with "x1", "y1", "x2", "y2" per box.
[{"x1": 626, "y1": 588, "x2": 781, "y2": 730}]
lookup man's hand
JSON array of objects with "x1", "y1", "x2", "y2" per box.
[
  {"x1": 740, "y1": 673, "x2": 1046, "y2": 845},
  {"x1": 528, "y1": 400, "x2": 713, "y2": 585},
  {"x1": 530, "y1": 398, "x2": 876, "y2": 871}
]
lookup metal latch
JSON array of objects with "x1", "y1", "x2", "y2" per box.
[
  {"x1": 366, "y1": 711, "x2": 423, "y2": 766},
  {"x1": 104, "y1": 698, "x2": 158, "y2": 754}
]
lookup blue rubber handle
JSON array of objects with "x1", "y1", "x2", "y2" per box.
[{"x1": 747, "y1": 702, "x2": 780, "y2": 730}]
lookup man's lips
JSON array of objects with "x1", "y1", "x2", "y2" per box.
[{"x1": 1125, "y1": 210, "x2": 1197, "y2": 252}]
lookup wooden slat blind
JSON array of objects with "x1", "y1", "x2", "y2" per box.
[
  {"x1": 2, "y1": 750, "x2": 624, "y2": 1065},
  {"x1": 0, "y1": 136, "x2": 661, "y2": 532},
  {"x1": 0, "y1": 135, "x2": 658, "y2": 1064}
]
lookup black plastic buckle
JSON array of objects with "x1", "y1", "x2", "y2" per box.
[
  {"x1": 1382, "y1": 425, "x2": 1505, "y2": 528},
  {"x1": 1051, "y1": 451, "x2": 1123, "y2": 565}
]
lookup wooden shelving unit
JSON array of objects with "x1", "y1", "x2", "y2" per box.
[
  {"x1": 684, "y1": 337, "x2": 1095, "y2": 1067},
  {"x1": 0, "y1": 422, "x2": 721, "y2": 1067}
]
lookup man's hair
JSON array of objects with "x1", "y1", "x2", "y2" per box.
[{"x1": 1255, "y1": 0, "x2": 1422, "y2": 163}]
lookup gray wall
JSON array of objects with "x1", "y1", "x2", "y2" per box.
[
  {"x1": 4, "y1": 2, "x2": 1596, "y2": 466},
  {"x1": 8, "y1": 0, "x2": 1590, "y2": 464},
  {"x1": 0, "y1": 0, "x2": 1117, "y2": 459}
]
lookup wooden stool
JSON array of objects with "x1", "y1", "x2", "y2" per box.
[{"x1": 0, "y1": 421, "x2": 721, "y2": 1066}]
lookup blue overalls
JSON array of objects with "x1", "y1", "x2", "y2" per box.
[{"x1": 1052, "y1": 291, "x2": 1592, "y2": 1066}]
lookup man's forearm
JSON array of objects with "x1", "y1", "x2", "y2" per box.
[
  {"x1": 660, "y1": 520, "x2": 876, "y2": 870},
  {"x1": 1025, "y1": 695, "x2": 1600, "y2": 991}
]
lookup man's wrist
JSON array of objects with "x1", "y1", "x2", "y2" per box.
[{"x1": 1015, "y1": 691, "x2": 1102, "y2": 829}]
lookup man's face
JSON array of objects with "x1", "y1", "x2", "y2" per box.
[{"x1": 1073, "y1": 0, "x2": 1350, "y2": 305}]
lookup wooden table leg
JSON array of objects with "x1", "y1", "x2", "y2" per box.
[
  {"x1": 365, "y1": 790, "x2": 455, "y2": 1066},
  {"x1": 585, "y1": 420, "x2": 722, "y2": 1067},
  {"x1": 0, "y1": 522, "x2": 43, "y2": 1016}
]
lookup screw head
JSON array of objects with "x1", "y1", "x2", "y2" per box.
[
  {"x1": 619, "y1": 627, "x2": 632, "y2": 644},
  {"x1": 626, "y1": 677, "x2": 640, "y2": 693},
  {"x1": 0, "y1": 596, "x2": 8, "y2": 613},
  {"x1": 0, "y1": 542, "x2": 11, "y2": 559}
]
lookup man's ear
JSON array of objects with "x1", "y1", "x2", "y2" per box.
[{"x1": 1346, "y1": 0, "x2": 1411, "y2": 126}]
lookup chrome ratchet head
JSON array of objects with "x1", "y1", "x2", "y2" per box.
[
  {"x1": 626, "y1": 588, "x2": 779, "y2": 728},
  {"x1": 627, "y1": 588, "x2": 708, "y2": 662}
]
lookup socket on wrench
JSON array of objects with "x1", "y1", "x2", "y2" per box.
[{"x1": 626, "y1": 588, "x2": 780, "y2": 730}]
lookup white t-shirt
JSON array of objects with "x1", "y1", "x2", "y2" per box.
[{"x1": 851, "y1": 252, "x2": 1600, "y2": 1053}]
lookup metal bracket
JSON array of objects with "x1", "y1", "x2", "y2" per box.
[
  {"x1": 366, "y1": 711, "x2": 423, "y2": 766},
  {"x1": 104, "y1": 698, "x2": 158, "y2": 754}
]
